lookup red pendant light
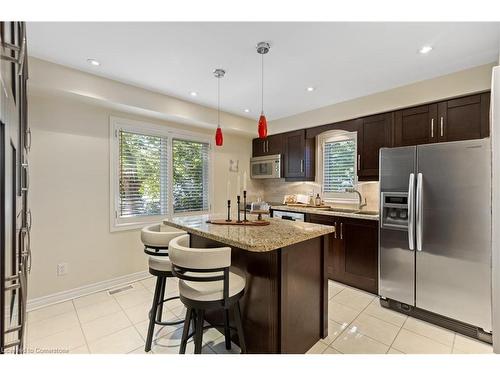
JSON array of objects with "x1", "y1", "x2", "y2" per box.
[
  {"x1": 256, "y1": 42, "x2": 270, "y2": 139},
  {"x1": 213, "y1": 68, "x2": 226, "y2": 147},
  {"x1": 215, "y1": 126, "x2": 223, "y2": 146}
]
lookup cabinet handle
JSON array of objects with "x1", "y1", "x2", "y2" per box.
[
  {"x1": 25, "y1": 128, "x2": 32, "y2": 152},
  {"x1": 358, "y1": 154, "x2": 361, "y2": 171},
  {"x1": 431, "y1": 118, "x2": 434, "y2": 138},
  {"x1": 334, "y1": 222, "x2": 338, "y2": 239},
  {"x1": 21, "y1": 162, "x2": 29, "y2": 192},
  {"x1": 340, "y1": 222, "x2": 343, "y2": 240},
  {"x1": 440, "y1": 116, "x2": 444, "y2": 137},
  {"x1": 300, "y1": 159, "x2": 304, "y2": 173},
  {"x1": 263, "y1": 142, "x2": 266, "y2": 154},
  {"x1": 266, "y1": 140, "x2": 269, "y2": 153}
]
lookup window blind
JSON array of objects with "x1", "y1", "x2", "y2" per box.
[
  {"x1": 323, "y1": 139, "x2": 356, "y2": 192},
  {"x1": 172, "y1": 138, "x2": 210, "y2": 213},
  {"x1": 119, "y1": 130, "x2": 168, "y2": 217}
]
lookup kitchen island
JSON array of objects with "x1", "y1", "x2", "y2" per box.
[{"x1": 163, "y1": 214, "x2": 335, "y2": 353}]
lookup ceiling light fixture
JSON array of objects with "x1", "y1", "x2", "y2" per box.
[
  {"x1": 419, "y1": 45, "x2": 433, "y2": 54},
  {"x1": 87, "y1": 58, "x2": 100, "y2": 66},
  {"x1": 306, "y1": 87, "x2": 315, "y2": 92},
  {"x1": 256, "y1": 41, "x2": 270, "y2": 139},
  {"x1": 189, "y1": 91, "x2": 198, "y2": 97},
  {"x1": 244, "y1": 109, "x2": 250, "y2": 113},
  {"x1": 213, "y1": 68, "x2": 226, "y2": 147}
]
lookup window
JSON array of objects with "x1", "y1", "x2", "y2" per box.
[
  {"x1": 317, "y1": 130, "x2": 358, "y2": 202},
  {"x1": 172, "y1": 138, "x2": 209, "y2": 213},
  {"x1": 110, "y1": 117, "x2": 213, "y2": 231}
]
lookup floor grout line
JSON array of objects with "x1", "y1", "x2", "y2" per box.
[{"x1": 71, "y1": 299, "x2": 91, "y2": 354}]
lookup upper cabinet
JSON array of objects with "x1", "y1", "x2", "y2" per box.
[
  {"x1": 283, "y1": 130, "x2": 315, "y2": 180},
  {"x1": 395, "y1": 92, "x2": 490, "y2": 147},
  {"x1": 251, "y1": 91, "x2": 490, "y2": 182},
  {"x1": 252, "y1": 133, "x2": 283, "y2": 157},
  {"x1": 394, "y1": 104, "x2": 438, "y2": 146},
  {"x1": 358, "y1": 113, "x2": 393, "y2": 180},
  {"x1": 437, "y1": 93, "x2": 490, "y2": 142}
]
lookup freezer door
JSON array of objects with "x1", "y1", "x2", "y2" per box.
[
  {"x1": 379, "y1": 146, "x2": 416, "y2": 305},
  {"x1": 416, "y1": 139, "x2": 492, "y2": 331}
]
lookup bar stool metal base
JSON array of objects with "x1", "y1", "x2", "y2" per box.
[
  {"x1": 179, "y1": 292, "x2": 247, "y2": 354},
  {"x1": 144, "y1": 269, "x2": 183, "y2": 352}
]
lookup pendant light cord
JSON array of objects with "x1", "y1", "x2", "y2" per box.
[
  {"x1": 217, "y1": 75, "x2": 220, "y2": 128},
  {"x1": 261, "y1": 52, "x2": 264, "y2": 114}
]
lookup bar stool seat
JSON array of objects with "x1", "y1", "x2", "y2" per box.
[
  {"x1": 179, "y1": 272, "x2": 245, "y2": 302},
  {"x1": 169, "y1": 234, "x2": 247, "y2": 354},
  {"x1": 148, "y1": 256, "x2": 172, "y2": 272}
]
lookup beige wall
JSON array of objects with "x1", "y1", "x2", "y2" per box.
[
  {"x1": 28, "y1": 93, "x2": 259, "y2": 299},
  {"x1": 269, "y1": 63, "x2": 495, "y2": 134}
]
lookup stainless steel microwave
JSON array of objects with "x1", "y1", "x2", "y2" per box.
[{"x1": 250, "y1": 154, "x2": 281, "y2": 179}]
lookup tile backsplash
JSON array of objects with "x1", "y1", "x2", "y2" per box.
[{"x1": 253, "y1": 179, "x2": 380, "y2": 211}]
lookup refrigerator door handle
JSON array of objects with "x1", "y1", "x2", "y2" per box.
[
  {"x1": 408, "y1": 173, "x2": 415, "y2": 250},
  {"x1": 416, "y1": 172, "x2": 423, "y2": 251}
]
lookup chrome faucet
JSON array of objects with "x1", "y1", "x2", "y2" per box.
[{"x1": 346, "y1": 187, "x2": 367, "y2": 210}]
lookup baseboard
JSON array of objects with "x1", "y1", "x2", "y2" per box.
[{"x1": 27, "y1": 270, "x2": 150, "y2": 312}]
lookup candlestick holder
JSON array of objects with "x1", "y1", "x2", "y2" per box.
[
  {"x1": 236, "y1": 195, "x2": 242, "y2": 223},
  {"x1": 226, "y1": 200, "x2": 231, "y2": 222},
  {"x1": 243, "y1": 190, "x2": 248, "y2": 222}
]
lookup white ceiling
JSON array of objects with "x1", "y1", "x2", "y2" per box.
[{"x1": 27, "y1": 22, "x2": 500, "y2": 121}]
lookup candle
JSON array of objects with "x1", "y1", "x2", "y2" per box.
[
  {"x1": 236, "y1": 173, "x2": 241, "y2": 195},
  {"x1": 243, "y1": 171, "x2": 247, "y2": 191},
  {"x1": 226, "y1": 180, "x2": 231, "y2": 201}
]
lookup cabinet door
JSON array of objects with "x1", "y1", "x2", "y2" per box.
[
  {"x1": 283, "y1": 130, "x2": 306, "y2": 178},
  {"x1": 395, "y1": 104, "x2": 437, "y2": 146},
  {"x1": 266, "y1": 134, "x2": 283, "y2": 155},
  {"x1": 337, "y1": 218, "x2": 379, "y2": 294},
  {"x1": 307, "y1": 214, "x2": 340, "y2": 279},
  {"x1": 252, "y1": 138, "x2": 266, "y2": 157},
  {"x1": 437, "y1": 93, "x2": 490, "y2": 142},
  {"x1": 358, "y1": 113, "x2": 393, "y2": 180}
]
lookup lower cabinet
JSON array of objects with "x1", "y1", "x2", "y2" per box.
[{"x1": 308, "y1": 214, "x2": 379, "y2": 294}]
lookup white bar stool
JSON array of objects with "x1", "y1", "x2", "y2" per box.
[
  {"x1": 140, "y1": 223, "x2": 186, "y2": 352},
  {"x1": 169, "y1": 234, "x2": 247, "y2": 354}
]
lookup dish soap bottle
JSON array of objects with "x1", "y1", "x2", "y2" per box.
[{"x1": 315, "y1": 193, "x2": 321, "y2": 206}]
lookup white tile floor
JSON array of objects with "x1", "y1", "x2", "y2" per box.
[{"x1": 24, "y1": 277, "x2": 494, "y2": 355}]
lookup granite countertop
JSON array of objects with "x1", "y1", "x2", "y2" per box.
[
  {"x1": 270, "y1": 205, "x2": 380, "y2": 221},
  {"x1": 163, "y1": 214, "x2": 335, "y2": 252}
]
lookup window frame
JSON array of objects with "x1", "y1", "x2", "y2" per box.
[
  {"x1": 109, "y1": 116, "x2": 214, "y2": 232},
  {"x1": 316, "y1": 130, "x2": 359, "y2": 204}
]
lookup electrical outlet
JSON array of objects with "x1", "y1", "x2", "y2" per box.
[{"x1": 57, "y1": 263, "x2": 68, "y2": 276}]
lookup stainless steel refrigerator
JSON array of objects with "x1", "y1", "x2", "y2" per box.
[{"x1": 379, "y1": 138, "x2": 492, "y2": 341}]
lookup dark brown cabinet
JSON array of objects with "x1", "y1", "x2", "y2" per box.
[
  {"x1": 283, "y1": 129, "x2": 315, "y2": 181},
  {"x1": 394, "y1": 104, "x2": 438, "y2": 146},
  {"x1": 437, "y1": 93, "x2": 490, "y2": 142},
  {"x1": 308, "y1": 214, "x2": 378, "y2": 294},
  {"x1": 358, "y1": 113, "x2": 393, "y2": 180},
  {"x1": 252, "y1": 134, "x2": 283, "y2": 157}
]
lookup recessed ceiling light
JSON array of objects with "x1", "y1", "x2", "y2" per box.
[
  {"x1": 189, "y1": 91, "x2": 198, "y2": 97},
  {"x1": 419, "y1": 46, "x2": 433, "y2": 54},
  {"x1": 306, "y1": 87, "x2": 315, "y2": 92},
  {"x1": 87, "y1": 58, "x2": 100, "y2": 66},
  {"x1": 244, "y1": 109, "x2": 250, "y2": 113}
]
